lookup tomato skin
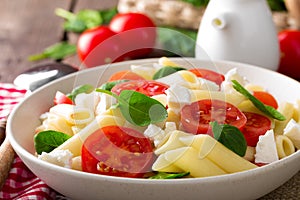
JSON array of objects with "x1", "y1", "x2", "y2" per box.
[
  {"x1": 77, "y1": 26, "x2": 125, "y2": 68},
  {"x1": 53, "y1": 91, "x2": 73, "y2": 105},
  {"x1": 188, "y1": 68, "x2": 225, "y2": 86},
  {"x1": 108, "y1": 70, "x2": 145, "y2": 81},
  {"x1": 81, "y1": 126, "x2": 154, "y2": 178},
  {"x1": 241, "y1": 112, "x2": 272, "y2": 147},
  {"x1": 109, "y1": 13, "x2": 156, "y2": 58},
  {"x1": 253, "y1": 91, "x2": 278, "y2": 109},
  {"x1": 277, "y1": 30, "x2": 300, "y2": 80},
  {"x1": 111, "y1": 80, "x2": 169, "y2": 96},
  {"x1": 180, "y1": 99, "x2": 247, "y2": 135}
]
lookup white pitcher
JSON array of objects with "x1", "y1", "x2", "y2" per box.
[{"x1": 195, "y1": 0, "x2": 280, "y2": 71}]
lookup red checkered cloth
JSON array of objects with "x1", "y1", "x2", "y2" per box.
[{"x1": 0, "y1": 83, "x2": 61, "y2": 199}]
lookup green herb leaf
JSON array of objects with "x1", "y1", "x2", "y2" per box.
[
  {"x1": 28, "y1": 42, "x2": 76, "y2": 61},
  {"x1": 96, "y1": 89, "x2": 168, "y2": 126},
  {"x1": 99, "y1": 80, "x2": 129, "y2": 91},
  {"x1": 157, "y1": 27, "x2": 197, "y2": 57},
  {"x1": 232, "y1": 80, "x2": 286, "y2": 121},
  {"x1": 34, "y1": 130, "x2": 71, "y2": 155},
  {"x1": 153, "y1": 66, "x2": 187, "y2": 80},
  {"x1": 181, "y1": 0, "x2": 209, "y2": 7},
  {"x1": 211, "y1": 121, "x2": 247, "y2": 157},
  {"x1": 56, "y1": 8, "x2": 102, "y2": 33},
  {"x1": 149, "y1": 172, "x2": 190, "y2": 179},
  {"x1": 99, "y1": 7, "x2": 118, "y2": 24},
  {"x1": 267, "y1": 0, "x2": 286, "y2": 11},
  {"x1": 67, "y1": 84, "x2": 95, "y2": 101}
]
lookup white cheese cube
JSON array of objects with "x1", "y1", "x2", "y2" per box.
[
  {"x1": 38, "y1": 149, "x2": 73, "y2": 168},
  {"x1": 255, "y1": 130, "x2": 279, "y2": 164}
]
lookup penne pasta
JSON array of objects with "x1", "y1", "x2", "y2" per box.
[
  {"x1": 274, "y1": 102, "x2": 295, "y2": 135},
  {"x1": 163, "y1": 147, "x2": 227, "y2": 177},
  {"x1": 180, "y1": 135, "x2": 258, "y2": 173},
  {"x1": 275, "y1": 135, "x2": 295, "y2": 159}
]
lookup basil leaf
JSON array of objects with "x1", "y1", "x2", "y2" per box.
[
  {"x1": 28, "y1": 42, "x2": 77, "y2": 61},
  {"x1": 76, "y1": 9, "x2": 103, "y2": 29},
  {"x1": 67, "y1": 84, "x2": 95, "y2": 101},
  {"x1": 181, "y1": 0, "x2": 209, "y2": 7},
  {"x1": 153, "y1": 66, "x2": 187, "y2": 80},
  {"x1": 99, "y1": 7, "x2": 118, "y2": 24},
  {"x1": 99, "y1": 80, "x2": 129, "y2": 91},
  {"x1": 232, "y1": 80, "x2": 285, "y2": 121},
  {"x1": 157, "y1": 27, "x2": 197, "y2": 57},
  {"x1": 149, "y1": 172, "x2": 190, "y2": 179},
  {"x1": 56, "y1": 8, "x2": 102, "y2": 33},
  {"x1": 211, "y1": 121, "x2": 247, "y2": 157},
  {"x1": 34, "y1": 130, "x2": 71, "y2": 155},
  {"x1": 96, "y1": 89, "x2": 168, "y2": 126},
  {"x1": 119, "y1": 90, "x2": 168, "y2": 126}
]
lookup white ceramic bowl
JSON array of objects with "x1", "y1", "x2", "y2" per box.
[{"x1": 7, "y1": 58, "x2": 300, "y2": 200}]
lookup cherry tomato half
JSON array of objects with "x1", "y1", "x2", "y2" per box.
[
  {"x1": 53, "y1": 91, "x2": 73, "y2": 105},
  {"x1": 180, "y1": 99, "x2": 247, "y2": 135},
  {"x1": 241, "y1": 112, "x2": 272, "y2": 147},
  {"x1": 108, "y1": 70, "x2": 145, "y2": 81},
  {"x1": 109, "y1": 13, "x2": 156, "y2": 58},
  {"x1": 277, "y1": 30, "x2": 300, "y2": 80},
  {"x1": 188, "y1": 68, "x2": 225, "y2": 86},
  {"x1": 81, "y1": 126, "x2": 154, "y2": 178},
  {"x1": 111, "y1": 80, "x2": 169, "y2": 96},
  {"x1": 253, "y1": 91, "x2": 278, "y2": 109},
  {"x1": 77, "y1": 26, "x2": 125, "y2": 68}
]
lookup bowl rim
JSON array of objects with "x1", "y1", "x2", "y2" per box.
[{"x1": 6, "y1": 57, "x2": 300, "y2": 184}]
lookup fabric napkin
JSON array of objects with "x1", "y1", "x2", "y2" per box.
[{"x1": 0, "y1": 83, "x2": 62, "y2": 200}]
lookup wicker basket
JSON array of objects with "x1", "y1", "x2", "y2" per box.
[{"x1": 117, "y1": 0, "x2": 300, "y2": 31}]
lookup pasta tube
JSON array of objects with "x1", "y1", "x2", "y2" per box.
[
  {"x1": 152, "y1": 154, "x2": 183, "y2": 173},
  {"x1": 163, "y1": 147, "x2": 227, "y2": 177},
  {"x1": 55, "y1": 115, "x2": 126, "y2": 156},
  {"x1": 180, "y1": 135, "x2": 258, "y2": 173},
  {"x1": 275, "y1": 135, "x2": 295, "y2": 159},
  {"x1": 154, "y1": 130, "x2": 190, "y2": 155},
  {"x1": 274, "y1": 102, "x2": 294, "y2": 135}
]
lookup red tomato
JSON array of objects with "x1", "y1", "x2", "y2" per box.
[
  {"x1": 53, "y1": 91, "x2": 73, "y2": 105},
  {"x1": 81, "y1": 126, "x2": 154, "y2": 178},
  {"x1": 111, "y1": 80, "x2": 169, "y2": 96},
  {"x1": 109, "y1": 13, "x2": 156, "y2": 58},
  {"x1": 277, "y1": 30, "x2": 300, "y2": 80},
  {"x1": 180, "y1": 99, "x2": 247, "y2": 135},
  {"x1": 253, "y1": 91, "x2": 278, "y2": 109},
  {"x1": 108, "y1": 70, "x2": 145, "y2": 81},
  {"x1": 188, "y1": 68, "x2": 225, "y2": 86},
  {"x1": 77, "y1": 26, "x2": 125, "y2": 68},
  {"x1": 241, "y1": 112, "x2": 272, "y2": 147}
]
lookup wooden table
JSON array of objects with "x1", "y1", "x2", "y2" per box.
[{"x1": 0, "y1": 0, "x2": 299, "y2": 199}]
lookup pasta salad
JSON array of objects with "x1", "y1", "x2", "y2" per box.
[{"x1": 34, "y1": 57, "x2": 300, "y2": 179}]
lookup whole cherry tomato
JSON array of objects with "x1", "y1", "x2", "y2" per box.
[
  {"x1": 277, "y1": 30, "x2": 300, "y2": 80},
  {"x1": 77, "y1": 26, "x2": 125, "y2": 68},
  {"x1": 241, "y1": 112, "x2": 272, "y2": 147},
  {"x1": 180, "y1": 99, "x2": 247, "y2": 135},
  {"x1": 109, "y1": 13, "x2": 156, "y2": 58},
  {"x1": 81, "y1": 126, "x2": 154, "y2": 178},
  {"x1": 111, "y1": 80, "x2": 169, "y2": 96}
]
